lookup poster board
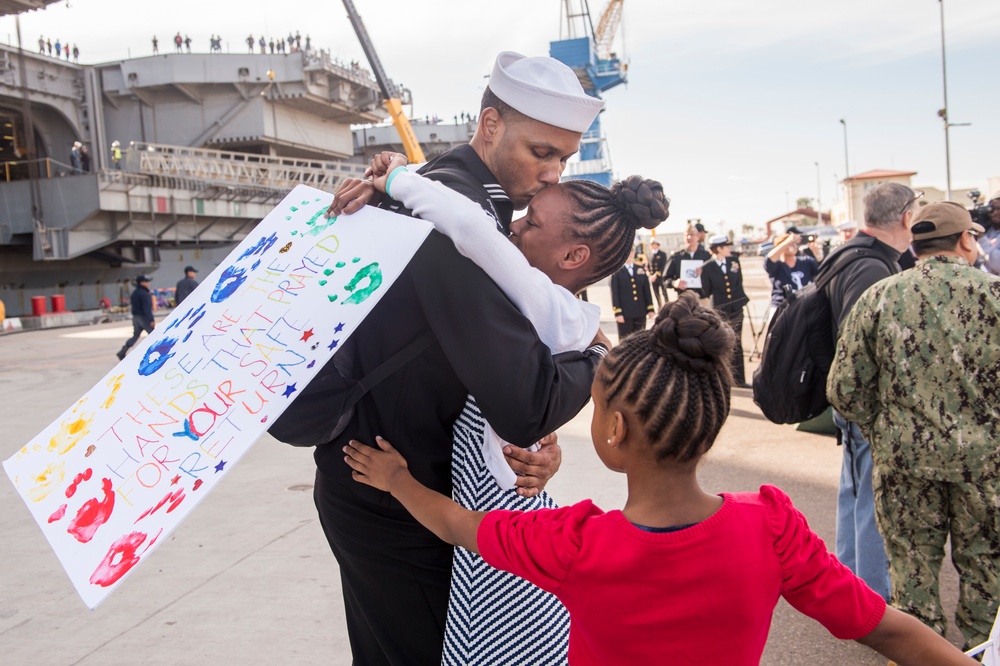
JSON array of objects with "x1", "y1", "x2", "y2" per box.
[
  {"x1": 680, "y1": 259, "x2": 703, "y2": 289},
  {"x1": 4, "y1": 185, "x2": 431, "y2": 609}
]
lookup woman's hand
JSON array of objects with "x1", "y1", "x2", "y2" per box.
[
  {"x1": 370, "y1": 152, "x2": 409, "y2": 193},
  {"x1": 344, "y1": 437, "x2": 409, "y2": 493}
]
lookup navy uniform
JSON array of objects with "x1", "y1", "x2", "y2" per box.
[
  {"x1": 117, "y1": 275, "x2": 155, "y2": 360},
  {"x1": 174, "y1": 265, "x2": 199, "y2": 305},
  {"x1": 647, "y1": 244, "x2": 668, "y2": 308},
  {"x1": 664, "y1": 245, "x2": 711, "y2": 298},
  {"x1": 700, "y1": 236, "x2": 748, "y2": 386},
  {"x1": 610, "y1": 262, "x2": 655, "y2": 339}
]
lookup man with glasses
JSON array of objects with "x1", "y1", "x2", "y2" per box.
[
  {"x1": 829, "y1": 202, "x2": 998, "y2": 648},
  {"x1": 822, "y1": 181, "x2": 919, "y2": 601}
]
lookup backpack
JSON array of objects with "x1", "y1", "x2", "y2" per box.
[{"x1": 751, "y1": 247, "x2": 894, "y2": 424}]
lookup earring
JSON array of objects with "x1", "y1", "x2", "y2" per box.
[{"x1": 607, "y1": 438, "x2": 612, "y2": 445}]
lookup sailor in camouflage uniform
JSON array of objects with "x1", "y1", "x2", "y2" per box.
[{"x1": 828, "y1": 202, "x2": 1000, "y2": 648}]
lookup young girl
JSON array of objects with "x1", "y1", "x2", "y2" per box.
[
  {"x1": 348, "y1": 152, "x2": 667, "y2": 664},
  {"x1": 342, "y1": 293, "x2": 977, "y2": 665}
]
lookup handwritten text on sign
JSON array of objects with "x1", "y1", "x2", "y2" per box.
[{"x1": 3, "y1": 185, "x2": 431, "y2": 609}]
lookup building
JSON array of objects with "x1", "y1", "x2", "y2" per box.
[
  {"x1": 761, "y1": 208, "x2": 832, "y2": 239},
  {"x1": 832, "y1": 169, "x2": 991, "y2": 226}
]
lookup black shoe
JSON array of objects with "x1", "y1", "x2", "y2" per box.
[{"x1": 116, "y1": 349, "x2": 126, "y2": 361}]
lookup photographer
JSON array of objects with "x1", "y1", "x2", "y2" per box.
[{"x1": 977, "y1": 194, "x2": 1000, "y2": 276}]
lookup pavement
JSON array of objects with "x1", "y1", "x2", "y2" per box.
[{"x1": 0, "y1": 263, "x2": 965, "y2": 665}]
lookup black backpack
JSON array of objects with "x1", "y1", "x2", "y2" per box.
[{"x1": 751, "y1": 247, "x2": 894, "y2": 424}]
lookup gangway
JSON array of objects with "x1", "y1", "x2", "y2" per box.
[{"x1": 123, "y1": 142, "x2": 368, "y2": 197}]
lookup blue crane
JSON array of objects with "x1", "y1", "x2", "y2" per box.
[{"x1": 550, "y1": 0, "x2": 627, "y2": 187}]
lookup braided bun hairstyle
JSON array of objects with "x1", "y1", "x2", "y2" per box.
[
  {"x1": 595, "y1": 292, "x2": 734, "y2": 462},
  {"x1": 561, "y1": 175, "x2": 670, "y2": 292}
]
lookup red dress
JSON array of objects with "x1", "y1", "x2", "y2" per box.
[{"x1": 478, "y1": 485, "x2": 885, "y2": 666}]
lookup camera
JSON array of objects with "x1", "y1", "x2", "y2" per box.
[{"x1": 968, "y1": 191, "x2": 995, "y2": 227}]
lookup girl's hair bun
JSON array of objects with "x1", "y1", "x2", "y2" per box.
[{"x1": 650, "y1": 292, "x2": 734, "y2": 373}]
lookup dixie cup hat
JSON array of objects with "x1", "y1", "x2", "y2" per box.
[
  {"x1": 488, "y1": 51, "x2": 605, "y2": 133},
  {"x1": 910, "y1": 201, "x2": 984, "y2": 241}
]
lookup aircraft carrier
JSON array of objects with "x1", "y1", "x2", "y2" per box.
[{"x1": 0, "y1": 27, "x2": 396, "y2": 320}]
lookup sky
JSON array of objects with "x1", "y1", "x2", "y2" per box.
[{"x1": 2, "y1": 0, "x2": 997, "y2": 237}]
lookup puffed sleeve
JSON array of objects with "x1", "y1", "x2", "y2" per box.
[
  {"x1": 477, "y1": 500, "x2": 602, "y2": 595},
  {"x1": 762, "y1": 485, "x2": 885, "y2": 640}
]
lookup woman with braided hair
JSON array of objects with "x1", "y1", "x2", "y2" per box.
[
  {"x1": 338, "y1": 151, "x2": 666, "y2": 664},
  {"x1": 345, "y1": 292, "x2": 977, "y2": 666}
]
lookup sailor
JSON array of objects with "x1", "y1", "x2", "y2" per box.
[
  {"x1": 701, "y1": 235, "x2": 749, "y2": 386},
  {"x1": 610, "y1": 258, "x2": 655, "y2": 339},
  {"x1": 664, "y1": 222, "x2": 711, "y2": 299},
  {"x1": 274, "y1": 51, "x2": 606, "y2": 664},
  {"x1": 647, "y1": 237, "x2": 669, "y2": 308},
  {"x1": 174, "y1": 265, "x2": 199, "y2": 306},
  {"x1": 116, "y1": 275, "x2": 155, "y2": 361}
]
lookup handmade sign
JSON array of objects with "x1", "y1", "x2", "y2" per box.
[
  {"x1": 3, "y1": 185, "x2": 431, "y2": 609},
  {"x1": 680, "y1": 259, "x2": 703, "y2": 289}
]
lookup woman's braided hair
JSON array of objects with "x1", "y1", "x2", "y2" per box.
[
  {"x1": 561, "y1": 175, "x2": 670, "y2": 290},
  {"x1": 596, "y1": 292, "x2": 735, "y2": 462}
]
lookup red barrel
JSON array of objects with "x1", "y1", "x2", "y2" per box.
[
  {"x1": 31, "y1": 295, "x2": 47, "y2": 316},
  {"x1": 51, "y1": 294, "x2": 66, "y2": 313}
]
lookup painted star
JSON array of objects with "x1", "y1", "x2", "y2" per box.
[
  {"x1": 282, "y1": 383, "x2": 298, "y2": 397},
  {"x1": 214, "y1": 460, "x2": 227, "y2": 473},
  {"x1": 301, "y1": 328, "x2": 315, "y2": 342},
  {"x1": 170, "y1": 475, "x2": 181, "y2": 486},
  {"x1": 334, "y1": 322, "x2": 345, "y2": 333},
  {"x1": 327, "y1": 338, "x2": 339, "y2": 351}
]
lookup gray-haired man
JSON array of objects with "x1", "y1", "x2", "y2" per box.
[{"x1": 823, "y1": 181, "x2": 920, "y2": 601}]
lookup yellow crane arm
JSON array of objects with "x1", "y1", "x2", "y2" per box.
[
  {"x1": 594, "y1": 0, "x2": 624, "y2": 59},
  {"x1": 384, "y1": 98, "x2": 426, "y2": 164}
]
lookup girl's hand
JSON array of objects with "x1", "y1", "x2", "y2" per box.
[
  {"x1": 344, "y1": 437, "x2": 408, "y2": 492},
  {"x1": 327, "y1": 177, "x2": 376, "y2": 217}
]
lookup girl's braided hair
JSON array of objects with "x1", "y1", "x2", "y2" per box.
[{"x1": 596, "y1": 292, "x2": 734, "y2": 461}]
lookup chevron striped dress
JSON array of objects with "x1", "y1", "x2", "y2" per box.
[{"x1": 442, "y1": 397, "x2": 570, "y2": 666}]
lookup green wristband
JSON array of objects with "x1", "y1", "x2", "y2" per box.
[{"x1": 385, "y1": 166, "x2": 408, "y2": 199}]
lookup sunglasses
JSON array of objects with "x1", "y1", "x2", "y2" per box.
[{"x1": 899, "y1": 190, "x2": 924, "y2": 217}]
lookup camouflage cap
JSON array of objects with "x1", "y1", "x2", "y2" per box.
[{"x1": 910, "y1": 201, "x2": 984, "y2": 241}]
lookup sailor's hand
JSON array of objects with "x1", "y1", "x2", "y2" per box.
[
  {"x1": 504, "y1": 433, "x2": 561, "y2": 497},
  {"x1": 676, "y1": 279, "x2": 688, "y2": 290},
  {"x1": 327, "y1": 178, "x2": 376, "y2": 217}
]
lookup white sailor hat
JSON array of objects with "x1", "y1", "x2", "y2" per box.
[
  {"x1": 488, "y1": 51, "x2": 605, "y2": 133},
  {"x1": 836, "y1": 220, "x2": 858, "y2": 232},
  {"x1": 709, "y1": 235, "x2": 731, "y2": 248}
]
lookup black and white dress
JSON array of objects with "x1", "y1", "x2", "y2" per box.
[{"x1": 442, "y1": 397, "x2": 570, "y2": 666}]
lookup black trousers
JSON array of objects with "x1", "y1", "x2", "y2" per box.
[
  {"x1": 314, "y1": 467, "x2": 452, "y2": 666},
  {"x1": 121, "y1": 315, "x2": 153, "y2": 352},
  {"x1": 723, "y1": 308, "x2": 746, "y2": 385},
  {"x1": 651, "y1": 278, "x2": 668, "y2": 309},
  {"x1": 616, "y1": 316, "x2": 646, "y2": 340}
]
